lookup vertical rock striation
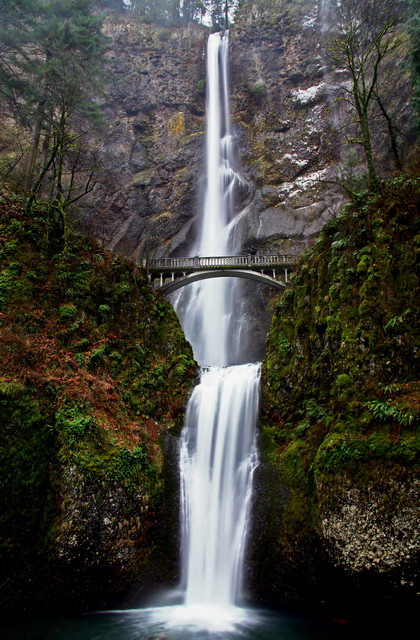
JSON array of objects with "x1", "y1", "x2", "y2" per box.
[{"x1": 76, "y1": 2, "x2": 415, "y2": 262}]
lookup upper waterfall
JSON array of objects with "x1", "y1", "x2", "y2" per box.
[
  {"x1": 174, "y1": 31, "x2": 246, "y2": 367},
  {"x1": 200, "y1": 32, "x2": 241, "y2": 256}
]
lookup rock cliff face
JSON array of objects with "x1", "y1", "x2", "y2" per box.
[
  {"x1": 80, "y1": 0, "x2": 414, "y2": 262},
  {"x1": 80, "y1": 16, "x2": 208, "y2": 260},
  {"x1": 253, "y1": 177, "x2": 419, "y2": 619},
  {"x1": 0, "y1": 197, "x2": 195, "y2": 613},
  {"x1": 229, "y1": 0, "x2": 345, "y2": 256}
]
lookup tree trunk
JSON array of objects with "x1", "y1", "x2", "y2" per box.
[
  {"x1": 375, "y1": 93, "x2": 402, "y2": 170},
  {"x1": 353, "y1": 84, "x2": 378, "y2": 189},
  {"x1": 360, "y1": 114, "x2": 378, "y2": 188},
  {"x1": 25, "y1": 136, "x2": 61, "y2": 214},
  {"x1": 23, "y1": 101, "x2": 45, "y2": 191}
]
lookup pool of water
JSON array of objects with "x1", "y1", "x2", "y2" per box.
[{"x1": 0, "y1": 605, "x2": 354, "y2": 640}]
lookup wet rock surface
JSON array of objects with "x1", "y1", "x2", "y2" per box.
[
  {"x1": 79, "y1": 3, "x2": 414, "y2": 263},
  {"x1": 79, "y1": 16, "x2": 208, "y2": 260},
  {"x1": 319, "y1": 468, "x2": 420, "y2": 576},
  {"x1": 255, "y1": 176, "x2": 419, "y2": 618},
  {"x1": 78, "y1": 7, "x2": 346, "y2": 261}
]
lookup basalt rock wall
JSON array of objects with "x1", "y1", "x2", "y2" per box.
[
  {"x1": 80, "y1": 16, "x2": 208, "y2": 260},
  {"x1": 80, "y1": 1, "x2": 414, "y2": 263},
  {"x1": 252, "y1": 176, "x2": 419, "y2": 620}
]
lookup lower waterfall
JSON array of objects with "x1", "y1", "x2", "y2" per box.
[{"x1": 180, "y1": 364, "x2": 260, "y2": 608}]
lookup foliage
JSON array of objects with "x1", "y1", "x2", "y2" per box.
[
  {"x1": 125, "y1": 0, "x2": 207, "y2": 24},
  {"x1": 59, "y1": 303, "x2": 78, "y2": 319},
  {"x1": 262, "y1": 175, "x2": 420, "y2": 553},
  {"x1": 249, "y1": 81, "x2": 267, "y2": 99},
  {"x1": 196, "y1": 78, "x2": 206, "y2": 94},
  {"x1": 109, "y1": 445, "x2": 148, "y2": 483},
  {"x1": 208, "y1": 0, "x2": 227, "y2": 30},
  {"x1": 55, "y1": 403, "x2": 94, "y2": 443},
  {"x1": 336, "y1": 373, "x2": 352, "y2": 388},
  {"x1": 276, "y1": 330, "x2": 292, "y2": 357},
  {"x1": 124, "y1": 0, "x2": 242, "y2": 28},
  {"x1": 0, "y1": 193, "x2": 196, "y2": 581},
  {"x1": 0, "y1": 0, "x2": 107, "y2": 233},
  {"x1": 366, "y1": 399, "x2": 416, "y2": 427}
]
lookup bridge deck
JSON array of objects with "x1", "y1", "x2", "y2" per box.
[{"x1": 142, "y1": 254, "x2": 295, "y2": 272}]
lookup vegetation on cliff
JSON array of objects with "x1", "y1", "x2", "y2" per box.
[
  {"x1": 257, "y1": 175, "x2": 419, "y2": 614},
  {"x1": 1, "y1": 0, "x2": 107, "y2": 220},
  {"x1": 0, "y1": 193, "x2": 195, "y2": 611}
]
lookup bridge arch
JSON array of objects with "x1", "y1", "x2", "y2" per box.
[{"x1": 159, "y1": 269, "x2": 286, "y2": 295}]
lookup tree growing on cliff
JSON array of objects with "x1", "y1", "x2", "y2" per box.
[
  {"x1": 0, "y1": 1, "x2": 40, "y2": 111},
  {"x1": 127, "y1": 0, "x2": 208, "y2": 24},
  {"x1": 0, "y1": 1, "x2": 107, "y2": 238},
  {"x1": 206, "y1": 0, "x2": 232, "y2": 30},
  {"x1": 179, "y1": 0, "x2": 207, "y2": 23},
  {"x1": 329, "y1": 0, "x2": 407, "y2": 187}
]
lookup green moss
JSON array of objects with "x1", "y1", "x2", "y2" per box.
[
  {"x1": 55, "y1": 404, "x2": 94, "y2": 444},
  {"x1": 249, "y1": 81, "x2": 267, "y2": 98},
  {"x1": 196, "y1": 79, "x2": 206, "y2": 94},
  {"x1": 336, "y1": 373, "x2": 352, "y2": 388},
  {"x1": 59, "y1": 303, "x2": 78, "y2": 320},
  {"x1": 0, "y1": 194, "x2": 196, "y2": 585},
  {"x1": 315, "y1": 430, "x2": 419, "y2": 479},
  {"x1": 261, "y1": 175, "x2": 420, "y2": 556}
]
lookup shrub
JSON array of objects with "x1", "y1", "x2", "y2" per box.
[
  {"x1": 55, "y1": 404, "x2": 94, "y2": 444},
  {"x1": 196, "y1": 79, "x2": 206, "y2": 94},
  {"x1": 98, "y1": 304, "x2": 111, "y2": 314},
  {"x1": 59, "y1": 304, "x2": 77, "y2": 320},
  {"x1": 336, "y1": 374, "x2": 352, "y2": 388},
  {"x1": 250, "y1": 81, "x2": 266, "y2": 98}
]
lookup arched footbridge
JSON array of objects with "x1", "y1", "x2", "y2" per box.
[{"x1": 141, "y1": 255, "x2": 296, "y2": 295}]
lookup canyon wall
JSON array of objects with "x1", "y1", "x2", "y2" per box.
[
  {"x1": 79, "y1": 0, "x2": 414, "y2": 262},
  {"x1": 252, "y1": 176, "x2": 419, "y2": 620}
]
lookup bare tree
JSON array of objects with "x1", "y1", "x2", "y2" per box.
[{"x1": 329, "y1": 0, "x2": 406, "y2": 188}]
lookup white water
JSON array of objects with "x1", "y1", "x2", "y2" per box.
[
  {"x1": 171, "y1": 32, "x2": 261, "y2": 629},
  {"x1": 319, "y1": 0, "x2": 333, "y2": 33},
  {"x1": 181, "y1": 364, "x2": 260, "y2": 606},
  {"x1": 174, "y1": 31, "x2": 245, "y2": 368}
]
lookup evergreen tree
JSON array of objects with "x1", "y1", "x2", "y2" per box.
[
  {"x1": 0, "y1": 1, "x2": 107, "y2": 224},
  {"x1": 180, "y1": 0, "x2": 206, "y2": 23},
  {"x1": 0, "y1": 0, "x2": 41, "y2": 113},
  {"x1": 208, "y1": 0, "x2": 227, "y2": 31},
  {"x1": 93, "y1": 0, "x2": 125, "y2": 10},
  {"x1": 126, "y1": 0, "x2": 173, "y2": 22}
]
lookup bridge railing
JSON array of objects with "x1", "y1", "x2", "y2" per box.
[{"x1": 143, "y1": 255, "x2": 295, "y2": 270}]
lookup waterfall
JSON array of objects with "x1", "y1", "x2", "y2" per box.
[
  {"x1": 173, "y1": 31, "x2": 260, "y2": 623},
  {"x1": 174, "y1": 31, "x2": 245, "y2": 368},
  {"x1": 180, "y1": 364, "x2": 259, "y2": 607},
  {"x1": 319, "y1": 0, "x2": 333, "y2": 33}
]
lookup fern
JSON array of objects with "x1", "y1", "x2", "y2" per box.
[
  {"x1": 384, "y1": 316, "x2": 404, "y2": 331},
  {"x1": 367, "y1": 400, "x2": 415, "y2": 427}
]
